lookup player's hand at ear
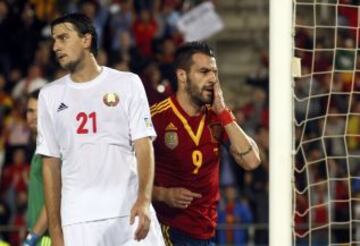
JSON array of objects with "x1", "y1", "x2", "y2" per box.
[
  {"x1": 130, "y1": 198, "x2": 151, "y2": 241},
  {"x1": 163, "y1": 187, "x2": 202, "y2": 209},
  {"x1": 211, "y1": 80, "x2": 226, "y2": 114}
]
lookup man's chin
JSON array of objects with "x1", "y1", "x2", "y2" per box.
[
  {"x1": 61, "y1": 61, "x2": 76, "y2": 71},
  {"x1": 57, "y1": 61, "x2": 66, "y2": 68},
  {"x1": 61, "y1": 62, "x2": 70, "y2": 70},
  {"x1": 202, "y1": 91, "x2": 213, "y2": 100},
  {"x1": 201, "y1": 100, "x2": 213, "y2": 107},
  {"x1": 203, "y1": 95, "x2": 213, "y2": 105}
]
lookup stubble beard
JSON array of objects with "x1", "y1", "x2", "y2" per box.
[
  {"x1": 60, "y1": 51, "x2": 85, "y2": 73},
  {"x1": 185, "y1": 78, "x2": 213, "y2": 107},
  {"x1": 62, "y1": 59, "x2": 80, "y2": 73}
]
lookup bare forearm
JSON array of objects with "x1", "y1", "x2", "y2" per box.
[
  {"x1": 134, "y1": 138, "x2": 154, "y2": 201},
  {"x1": 211, "y1": 80, "x2": 260, "y2": 170},
  {"x1": 42, "y1": 157, "x2": 63, "y2": 240},
  {"x1": 32, "y1": 206, "x2": 48, "y2": 235},
  {"x1": 224, "y1": 122, "x2": 261, "y2": 170}
]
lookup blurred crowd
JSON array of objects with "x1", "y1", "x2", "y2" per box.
[
  {"x1": 0, "y1": 0, "x2": 271, "y2": 245},
  {"x1": 294, "y1": 0, "x2": 360, "y2": 245}
]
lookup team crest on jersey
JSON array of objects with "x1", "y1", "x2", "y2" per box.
[
  {"x1": 103, "y1": 93, "x2": 119, "y2": 107},
  {"x1": 164, "y1": 124, "x2": 178, "y2": 150}
]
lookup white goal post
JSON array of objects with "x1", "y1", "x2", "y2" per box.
[
  {"x1": 269, "y1": 0, "x2": 293, "y2": 245},
  {"x1": 273, "y1": 1, "x2": 360, "y2": 245}
]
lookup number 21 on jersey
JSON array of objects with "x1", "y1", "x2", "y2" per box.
[
  {"x1": 192, "y1": 150, "x2": 203, "y2": 174},
  {"x1": 76, "y1": 112, "x2": 97, "y2": 134}
]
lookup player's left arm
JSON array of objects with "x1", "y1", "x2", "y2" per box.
[
  {"x1": 212, "y1": 80, "x2": 261, "y2": 170},
  {"x1": 131, "y1": 137, "x2": 155, "y2": 241}
]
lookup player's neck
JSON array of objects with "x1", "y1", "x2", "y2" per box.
[
  {"x1": 176, "y1": 92, "x2": 204, "y2": 117},
  {"x1": 70, "y1": 55, "x2": 102, "y2": 83}
]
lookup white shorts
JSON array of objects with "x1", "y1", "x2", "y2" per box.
[{"x1": 63, "y1": 213, "x2": 165, "y2": 246}]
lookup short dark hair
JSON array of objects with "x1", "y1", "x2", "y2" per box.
[
  {"x1": 51, "y1": 13, "x2": 98, "y2": 56},
  {"x1": 28, "y1": 89, "x2": 40, "y2": 100},
  {"x1": 174, "y1": 41, "x2": 215, "y2": 72}
]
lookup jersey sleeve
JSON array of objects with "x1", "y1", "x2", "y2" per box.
[
  {"x1": 128, "y1": 75, "x2": 157, "y2": 141},
  {"x1": 35, "y1": 89, "x2": 61, "y2": 158}
]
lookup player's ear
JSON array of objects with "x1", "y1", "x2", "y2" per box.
[
  {"x1": 83, "y1": 33, "x2": 92, "y2": 51},
  {"x1": 176, "y1": 69, "x2": 187, "y2": 86}
]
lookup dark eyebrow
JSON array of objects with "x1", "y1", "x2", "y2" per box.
[
  {"x1": 199, "y1": 67, "x2": 217, "y2": 73},
  {"x1": 52, "y1": 33, "x2": 68, "y2": 40}
]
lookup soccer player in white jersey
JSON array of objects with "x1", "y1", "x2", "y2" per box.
[{"x1": 36, "y1": 13, "x2": 165, "y2": 246}]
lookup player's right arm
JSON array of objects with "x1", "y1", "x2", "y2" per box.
[
  {"x1": 43, "y1": 156, "x2": 64, "y2": 246},
  {"x1": 36, "y1": 89, "x2": 63, "y2": 246},
  {"x1": 153, "y1": 186, "x2": 201, "y2": 209}
]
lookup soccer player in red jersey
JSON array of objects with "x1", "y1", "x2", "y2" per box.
[{"x1": 151, "y1": 41, "x2": 261, "y2": 245}]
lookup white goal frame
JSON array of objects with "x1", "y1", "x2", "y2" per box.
[{"x1": 269, "y1": 0, "x2": 293, "y2": 245}]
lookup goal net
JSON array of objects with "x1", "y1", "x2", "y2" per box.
[{"x1": 293, "y1": 1, "x2": 360, "y2": 245}]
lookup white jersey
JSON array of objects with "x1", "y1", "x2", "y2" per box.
[{"x1": 36, "y1": 67, "x2": 156, "y2": 226}]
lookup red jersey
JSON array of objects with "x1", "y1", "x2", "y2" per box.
[{"x1": 151, "y1": 95, "x2": 227, "y2": 239}]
